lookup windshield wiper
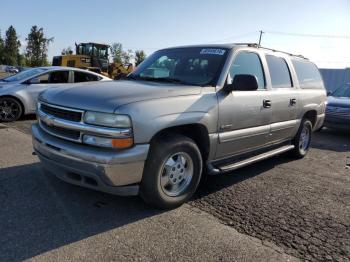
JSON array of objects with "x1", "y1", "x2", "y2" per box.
[{"x1": 124, "y1": 74, "x2": 140, "y2": 80}]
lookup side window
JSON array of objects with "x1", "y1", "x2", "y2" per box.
[
  {"x1": 291, "y1": 59, "x2": 323, "y2": 89},
  {"x1": 37, "y1": 73, "x2": 49, "y2": 83},
  {"x1": 229, "y1": 52, "x2": 265, "y2": 89},
  {"x1": 48, "y1": 71, "x2": 69, "y2": 83},
  {"x1": 266, "y1": 55, "x2": 292, "y2": 88},
  {"x1": 74, "y1": 72, "x2": 99, "y2": 82}
]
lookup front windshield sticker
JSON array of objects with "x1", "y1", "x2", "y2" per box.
[{"x1": 200, "y1": 48, "x2": 226, "y2": 55}]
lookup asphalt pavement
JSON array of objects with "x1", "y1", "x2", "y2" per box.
[
  {"x1": 1, "y1": 118, "x2": 349, "y2": 262},
  {"x1": 0, "y1": 123, "x2": 298, "y2": 262}
]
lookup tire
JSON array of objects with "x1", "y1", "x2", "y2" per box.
[
  {"x1": 0, "y1": 97, "x2": 23, "y2": 122},
  {"x1": 140, "y1": 133, "x2": 203, "y2": 209},
  {"x1": 290, "y1": 119, "x2": 313, "y2": 159}
]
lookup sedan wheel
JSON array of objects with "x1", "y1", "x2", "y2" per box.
[{"x1": 0, "y1": 98, "x2": 23, "y2": 122}]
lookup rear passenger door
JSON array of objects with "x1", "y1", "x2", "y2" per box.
[
  {"x1": 216, "y1": 51, "x2": 272, "y2": 158},
  {"x1": 265, "y1": 55, "x2": 300, "y2": 144}
]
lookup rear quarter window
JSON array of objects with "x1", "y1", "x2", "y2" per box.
[
  {"x1": 292, "y1": 59, "x2": 324, "y2": 89},
  {"x1": 74, "y1": 71, "x2": 100, "y2": 82}
]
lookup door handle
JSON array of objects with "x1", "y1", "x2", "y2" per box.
[
  {"x1": 263, "y1": 99, "x2": 272, "y2": 108},
  {"x1": 290, "y1": 98, "x2": 297, "y2": 106}
]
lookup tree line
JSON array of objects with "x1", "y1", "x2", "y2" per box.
[
  {"x1": 0, "y1": 25, "x2": 53, "y2": 67},
  {"x1": 0, "y1": 25, "x2": 147, "y2": 68}
]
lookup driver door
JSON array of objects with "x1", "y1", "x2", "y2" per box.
[
  {"x1": 216, "y1": 51, "x2": 272, "y2": 159},
  {"x1": 25, "y1": 70, "x2": 71, "y2": 112}
]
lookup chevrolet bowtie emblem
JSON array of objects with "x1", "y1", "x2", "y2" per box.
[{"x1": 44, "y1": 115, "x2": 55, "y2": 126}]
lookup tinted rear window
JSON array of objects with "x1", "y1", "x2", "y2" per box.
[
  {"x1": 74, "y1": 72, "x2": 100, "y2": 82},
  {"x1": 266, "y1": 55, "x2": 292, "y2": 88},
  {"x1": 292, "y1": 59, "x2": 323, "y2": 89}
]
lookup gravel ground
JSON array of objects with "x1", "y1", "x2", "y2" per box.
[
  {"x1": 1, "y1": 115, "x2": 37, "y2": 134},
  {"x1": 3, "y1": 118, "x2": 350, "y2": 261},
  {"x1": 191, "y1": 129, "x2": 350, "y2": 262}
]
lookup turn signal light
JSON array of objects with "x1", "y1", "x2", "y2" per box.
[{"x1": 111, "y1": 138, "x2": 134, "y2": 149}]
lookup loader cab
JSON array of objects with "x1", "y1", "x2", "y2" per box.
[
  {"x1": 75, "y1": 42, "x2": 109, "y2": 73},
  {"x1": 76, "y1": 43, "x2": 109, "y2": 59}
]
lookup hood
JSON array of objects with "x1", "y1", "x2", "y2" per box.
[
  {"x1": 328, "y1": 96, "x2": 350, "y2": 109},
  {"x1": 0, "y1": 81, "x2": 18, "y2": 88},
  {"x1": 0, "y1": 82, "x2": 22, "y2": 93},
  {"x1": 39, "y1": 80, "x2": 202, "y2": 113}
]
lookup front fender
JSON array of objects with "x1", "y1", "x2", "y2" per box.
[{"x1": 116, "y1": 91, "x2": 219, "y2": 144}]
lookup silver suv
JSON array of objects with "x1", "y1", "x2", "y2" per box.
[{"x1": 32, "y1": 44, "x2": 327, "y2": 209}]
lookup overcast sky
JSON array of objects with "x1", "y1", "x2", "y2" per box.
[{"x1": 1, "y1": 0, "x2": 349, "y2": 68}]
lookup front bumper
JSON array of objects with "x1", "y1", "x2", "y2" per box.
[
  {"x1": 32, "y1": 123, "x2": 150, "y2": 196},
  {"x1": 324, "y1": 118, "x2": 350, "y2": 131}
]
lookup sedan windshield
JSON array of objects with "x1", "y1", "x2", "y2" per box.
[
  {"x1": 129, "y1": 47, "x2": 229, "y2": 86},
  {"x1": 332, "y1": 84, "x2": 350, "y2": 98},
  {"x1": 1, "y1": 68, "x2": 47, "y2": 82}
]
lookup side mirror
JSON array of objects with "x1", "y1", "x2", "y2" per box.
[
  {"x1": 224, "y1": 74, "x2": 259, "y2": 92},
  {"x1": 327, "y1": 91, "x2": 332, "y2": 96},
  {"x1": 28, "y1": 77, "x2": 41, "y2": 84}
]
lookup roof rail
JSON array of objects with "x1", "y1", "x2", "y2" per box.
[
  {"x1": 233, "y1": 43, "x2": 260, "y2": 47},
  {"x1": 233, "y1": 43, "x2": 308, "y2": 59}
]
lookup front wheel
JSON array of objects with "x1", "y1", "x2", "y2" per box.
[
  {"x1": 0, "y1": 97, "x2": 23, "y2": 122},
  {"x1": 290, "y1": 119, "x2": 313, "y2": 159},
  {"x1": 140, "y1": 134, "x2": 203, "y2": 209}
]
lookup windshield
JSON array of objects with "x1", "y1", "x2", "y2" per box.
[
  {"x1": 1, "y1": 68, "x2": 47, "y2": 82},
  {"x1": 332, "y1": 84, "x2": 350, "y2": 98},
  {"x1": 93, "y1": 46, "x2": 108, "y2": 59},
  {"x1": 129, "y1": 47, "x2": 229, "y2": 86}
]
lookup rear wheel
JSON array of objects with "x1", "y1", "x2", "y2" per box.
[
  {"x1": 290, "y1": 119, "x2": 312, "y2": 159},
  {"x1": 140, "y1": 134, "x2": 203, "y2": 209},
  {"x1": 0, "y1": 97, "x2": 23, "y2": 122}
]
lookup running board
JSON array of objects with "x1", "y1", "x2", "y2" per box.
[{"x1": 212, "y1": 145, "x2": 295, "y2": 174}]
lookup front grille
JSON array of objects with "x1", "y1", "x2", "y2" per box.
[
  {"x1": 41, "y1": 121, "x2": 81, "y2": 140},
  {"x1": 41, "y1": 103, "x2": 82, "y2": 122}
]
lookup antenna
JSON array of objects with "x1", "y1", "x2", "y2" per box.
[{"x1": 258, "y1": 30, "x2": 264, "y2": 45}]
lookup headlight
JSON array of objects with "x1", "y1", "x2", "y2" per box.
[{"x1": 84, "y1": 111, "x2": 131, "y2": 128}]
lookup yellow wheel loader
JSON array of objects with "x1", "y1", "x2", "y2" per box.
[{"x1": 52, "y1": 42, "x2": 134, "y2": 79}]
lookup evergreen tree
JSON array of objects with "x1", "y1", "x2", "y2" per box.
[
  {"x1": 61, "y1": 46, "x2": 73, "y2": 55},
  {"x1": 110, "y1": 42, "x2": 123, "y2": 64},
  {"x1": 135, "y1": 50, "x2": 146, "y2": 66},
  {"x1": 110, "y1": 42, "x2": 133, "y2": 64},
  {"x1": 0, "y1": 30, "x2": 4, "y2": 64},
  {"x1": 3, "y1": 26, "x2": 21, "y2": 66},
  {"x1": 25, "y1": 25, "x2": 53, "y2": 67}
]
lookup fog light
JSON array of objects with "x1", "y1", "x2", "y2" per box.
[{"x1": 83, "y1": 135, "x2": 133, "y2": 149}]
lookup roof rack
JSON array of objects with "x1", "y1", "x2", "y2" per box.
[
  {"x1": 233, "y1": 43, "x2": 308, "y2": 59},
  {"x1": 233, "y1": 43, "x2": 260, "y2": 48}
]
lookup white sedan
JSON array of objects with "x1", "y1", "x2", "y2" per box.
[{"x1": 0, "y1": 66, "x2": 111, "y2": 122}]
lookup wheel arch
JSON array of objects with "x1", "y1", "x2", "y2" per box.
[
  {"x1": 302, "y1": 110, "x2": 317, "y2": 127},
  {"x1": 150, "y1": 123, "x2": 211, "y2": 163}
]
